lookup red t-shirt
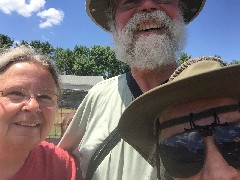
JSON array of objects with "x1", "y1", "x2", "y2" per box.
[{"x1": 11, "y1": 141, "x2": 77, "y2": 180}]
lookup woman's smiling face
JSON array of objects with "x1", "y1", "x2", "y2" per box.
[{"x1": 0, "y1": 61, "x2": 58, "y2": 149}]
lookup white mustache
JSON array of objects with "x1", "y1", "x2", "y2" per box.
[{"x1": 121, "y1": 10, "x2": 173, "y2": 34}]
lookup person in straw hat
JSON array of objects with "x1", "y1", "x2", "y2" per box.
[
  {"x1": 118, "y1": 56, "x2": 240, "y2": 179},
  {"x1": 59, "y1": 0, "x2": 206, "y2": 179}
]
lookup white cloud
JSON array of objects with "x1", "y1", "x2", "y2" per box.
[
  {"x1": 0, "y1": 0, "x2": 64, "y2": 28},
  {"x1": 0, "y1": 0, "x2": 45, "y2": 17},
  {"x1": 37, "y1": 8, "x2": 64, "y2": 28}
]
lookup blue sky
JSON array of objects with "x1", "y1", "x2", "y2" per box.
[{"x1": 0, "y1": 0, "x2": 239, "y2": 63}]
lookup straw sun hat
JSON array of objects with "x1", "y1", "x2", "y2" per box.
[
  {"x1": 86, "y1": 0, "x2": 206, "y2": 31},
  {"x1": 118, "y1": 56, "x2": 240, "y2": 165}
]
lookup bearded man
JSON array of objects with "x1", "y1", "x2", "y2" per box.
[{"x1": 58, "y1": 0, "x2": 206, "y2": 180}]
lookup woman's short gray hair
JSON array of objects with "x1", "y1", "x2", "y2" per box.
[{"x1": 0, "y1": 45, "x2": 61, "y2": 97}]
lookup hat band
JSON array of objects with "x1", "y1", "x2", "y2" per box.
[{"x1": 159, "y1": 104, "x2": 240, "y2": 130}]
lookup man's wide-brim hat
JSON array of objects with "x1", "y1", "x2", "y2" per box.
[
  {"x1": 86, "y1": 0, "x2": 206, "y2": 31},
  {"x1": 118, "y1": 56, "x2": 240, "y2": 166}
]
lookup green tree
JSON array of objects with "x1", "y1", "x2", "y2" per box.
[
  {"x1": 18, "y1": 40, "x2": 29, "y2": 46},
  {"x1": 90, "y1": 45, "x2": 130, "y2": 78},
  {"x1": 178, "y1": 52, "x2": 191, "y2": 65},
  {"x1": 214, "y1": 54, "x2": 222, "y2": 59},
  {"x1": 213, "y1": 55, "x2": 230, "y2": 65},
  {"x1": 0, "y1": 35, "x2": 129, "y2": 77},
  {"x1": 53, "y1": 48, "x2": 75, "y2": 75},
  {"x1": 53, "y1": 45, "x2": 130, "y2": 78},
  {"x1": 72, "y1": 45, "x2": 97, "y2": 76},
  {"x1": 230, "y1": 60, "x2": 240, "y2": 65},
  {"x1": 19, "y1": 40, "x2": 54, "y2": 56},
  {"x1": 0, "y1": 34, "x2": 14, "y2": 49}
]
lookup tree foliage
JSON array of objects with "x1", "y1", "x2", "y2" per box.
[
  {"x1": 52, "y1": 45, "x2": 130, "y2": 78},
  {"x1": 19, "y1": 40, "x2": 54, "y2": 56},
  {"x1": 53, "y1": 48, "x2": 75, "y2": 75},
  {"x1": 230, "y1": 60, "x2": 240, "y2": 65},
  {"x1": 89, "y1": 45, "x2": 130, "y2": 78},
  {"x1": 0, "y1": 34, "x2": 14, "y2": 49},
  {"x1": 2, "y1": 34, "x2": 240, "y2": 78},
  {"x1": 178, "y1": 52, "x2": 191, "y2": 65}
]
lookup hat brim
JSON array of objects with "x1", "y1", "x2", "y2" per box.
[
  {"x1": 86, "y1": 0, "x2": 206, "y2": 32},
  {"x1": 118, "y1": 64, "x2": 240, "y2": 166}
]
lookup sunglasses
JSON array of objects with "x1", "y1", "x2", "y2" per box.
[
  {"x1": 155, "y1": 104, "x2": 240, "y2": 178},
  {"x1": 118, "y1": 0, "x2": 176, "y2": 11}
]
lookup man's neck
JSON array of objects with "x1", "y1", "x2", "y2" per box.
[{"x1": 131, "y1": 63, "x2": 177, "y2": 93}]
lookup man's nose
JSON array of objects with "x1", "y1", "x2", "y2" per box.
[{"x1": 200, "y1": 136, "x2": 240, "y2": 179}]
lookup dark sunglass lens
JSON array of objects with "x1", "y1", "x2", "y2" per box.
[
  {"x1": 159, "y1": 132, "x2": 204, "y2": 178},
  {"x1": 222, "y1": 141, "x2": 240, "y2": 169},
  {"x1": 215, "y1": 124, "x2": 240, "y2": 169}
]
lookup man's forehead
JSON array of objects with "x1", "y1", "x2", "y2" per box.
[
  {"x1": 160, "y1": 97, "x2": 238, "y2": 122},
  {"x1": 158, "y1": 100, "x2": 240, "y2": 134}
]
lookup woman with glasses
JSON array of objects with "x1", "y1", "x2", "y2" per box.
[
  {"x1": 0, "y1": 46, "x2": 81, "y2": 180},
  {"x1": 118, "y1": 56, "x2": 240, "y2": 179}
]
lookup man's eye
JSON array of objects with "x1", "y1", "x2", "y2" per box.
[
  {"x1": 158, "y1": 0, "x2": 175, "y2": 4},
  {"x1": 123, "y1": 0, "x2": 135, "y2": 3},
  {"x1": 121, "y1": 0, "x2": 135, "y2": 7}
]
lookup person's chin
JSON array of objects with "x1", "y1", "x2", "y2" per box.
[{"x1": 8, "y1": 124, "x2": 43, "y2": 146}]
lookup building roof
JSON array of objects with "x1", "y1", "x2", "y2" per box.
[{"x1": 59, "y1": 75, "x2": 103, "y2": 91}]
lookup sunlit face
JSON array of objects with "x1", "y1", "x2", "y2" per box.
[
  {"x1": 115, "y1": 0, "x2": 181, "y2": 30},
  {"x1": 159, "y1": 97, "x2": 240, "y2": 179},
  {"x1": 111, "y1": 0, "x2": 186, "y2": 70},
  {"x1": 0, "y1": 62, "x2": 58, "y2": 150}
]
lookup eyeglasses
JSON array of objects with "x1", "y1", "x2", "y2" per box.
[
  {"x1": 118, "y1": 0, "x2": 176, "y2": 11},
  {"x1": 156, "y1": 104, "x2": 240, "y2": 178},
  {"x1": 0, "y1": 87, "x2": 59, "y2": 108}
]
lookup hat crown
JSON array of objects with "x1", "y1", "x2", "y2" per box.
[
  {"x1": 119, "y1": 56, "x2": 240, "y2": 166},
  {"x1": 170, "y1": 57, "x2": 227, "y2": 82}
]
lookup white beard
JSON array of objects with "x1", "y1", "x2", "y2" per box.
[{"x1": 110, "y1": 10, "x2": 187, "y2": 70}]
